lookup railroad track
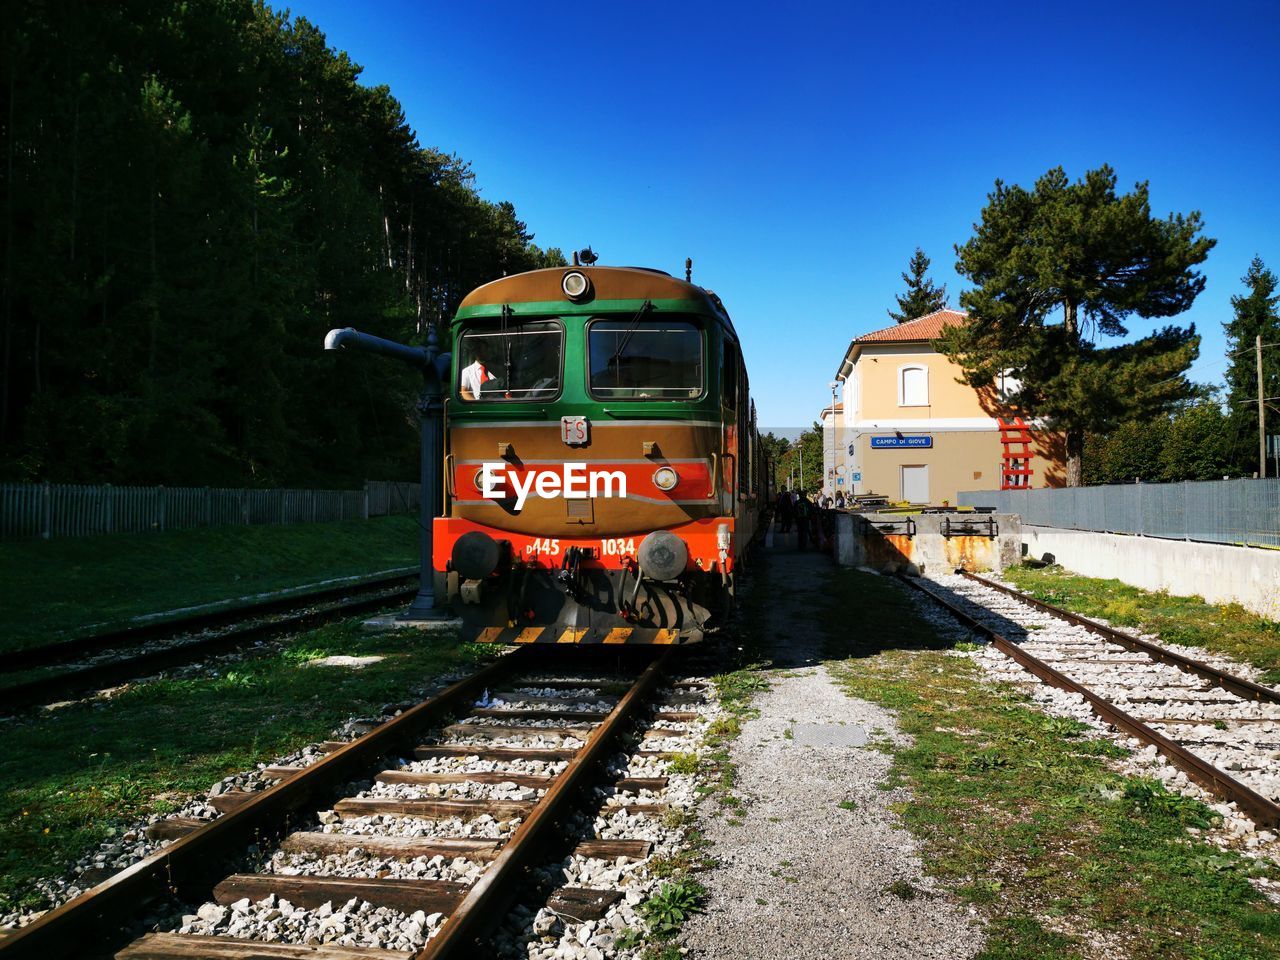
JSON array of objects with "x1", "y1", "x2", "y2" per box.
[
  {"x1": 1, "y1": 572, "x2": 419, "y2": 712},
  {"x1": 0, "y1": 645, "x2": 710, "y2": 958},
  {"x1": 900, "y1": 570, "x2": 1280, "y2": 828}
]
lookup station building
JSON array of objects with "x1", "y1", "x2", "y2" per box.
[{"x1": 829, "y1": 309, "x2": 1065, "y2": 505}]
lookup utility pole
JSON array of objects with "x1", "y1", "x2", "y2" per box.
[
  {"x1": 1259, "y1": 334, "x2": 1267, "y2": 479},
  {"x1": 828, "y1": 380, "x2": 840, "y2": 497}
]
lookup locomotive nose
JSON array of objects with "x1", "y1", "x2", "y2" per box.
[
  {"x1": 452, "y1": 530, "x2": 502, "y2": 580},
  {"x1": 637, "y1": 530, "x2": 689, "y2": 582}
]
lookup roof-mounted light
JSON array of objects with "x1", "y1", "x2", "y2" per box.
[{"x1": 562, "y1": 271, "x2": 591, "y2": 301}]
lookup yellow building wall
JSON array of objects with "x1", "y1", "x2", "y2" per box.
[
  {"x1": 857, "y1": 430, "x2": 997, "y2": 504},
  {"x1": 855, "y1": 348, "x2": 990, "y2": 420},
  {"x1": 854, "y1": 430, "x2": 1067, "y2": 502}
]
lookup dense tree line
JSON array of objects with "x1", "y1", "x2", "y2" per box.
[
  {"x1": 764, "y1": 426, "x2": 825, "y2": 493},
  {"x1": 1082, "y1": 402, "x2": 1235, "y2": 484},
  {"x1": 1, "y1": 1, "x2": 563, "y2": 487},
  {"x1": 1083, "y1": 258, "x2": 1280, "y2": 484}
]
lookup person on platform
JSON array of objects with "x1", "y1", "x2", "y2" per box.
[
  {"x1": 775, "y1": 488, "x2": 793, "y2": 533},
  {"x1": 795, "y1": 491, "x2": 811, "y2": 549},
  {"x1": 834, "y1": 490, "x2": 846, "y2": 509}
]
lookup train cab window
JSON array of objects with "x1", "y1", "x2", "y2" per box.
[
  {"x1": 588, "y1": 319, "x2": 703, "y2": 400},
  {"x1": 458, "y1": 320, "x2": 562, "y2": 402}
]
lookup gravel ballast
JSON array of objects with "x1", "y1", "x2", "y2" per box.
[{"x1": 680, "y1": 549, "x2": 983, "y2": 959}]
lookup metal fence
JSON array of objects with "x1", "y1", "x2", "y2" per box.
[
  {"x1": 0, "y1": 480, "x2": 420, "y2": 541},
  {"x1": 960, "y1": 478, "x2": 1280, "y2": 548}
]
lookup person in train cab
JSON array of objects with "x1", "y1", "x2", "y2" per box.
[{"x1": 459, "y1": 350, "x2": 497, "y2": 400}]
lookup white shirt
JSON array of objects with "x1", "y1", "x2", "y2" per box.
[{"x1": 461, "y1": 360, "x2": 496, "y2": 398}]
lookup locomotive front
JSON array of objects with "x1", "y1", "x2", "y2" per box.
[{"x1": 432, "y1": 265, "x2": 759, "y2": 644}]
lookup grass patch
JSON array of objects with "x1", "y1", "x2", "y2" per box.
[
  {"x1": 886, "y1": 878, "x2": 918, "y2": 900},
  {"x1": 1006, "y1": 565, "x2": 1280, "y2": 684},
  {"x1": 823, "y1": 568, "x2": 1280, "y2": 960},
  {"x1": 665, "y1": 752, "x2": 699, "y2": 775},
  {"x1": 0, "y1": 515, "x2": 420, "y2": 653},
  {"x1": 638, "y1": 877, "x2": 707, "y2": 937},
  {"x1": 0, "y1": 620, "x2": 490, "y2": 913}
]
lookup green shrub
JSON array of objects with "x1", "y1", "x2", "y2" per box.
[{"x1": 640, "y1": 878, "x2": 706, "y2": 937}]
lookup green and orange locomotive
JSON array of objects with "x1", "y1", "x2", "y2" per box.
[{"x1": 432, "y1": 263, "x2": 767, "y2": 645}]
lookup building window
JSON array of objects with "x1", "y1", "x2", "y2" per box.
[{"x1": 898, "y1": 365, "x2": 928, "y2": 407}]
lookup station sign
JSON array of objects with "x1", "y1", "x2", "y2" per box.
[
  {"x1": 852, "y1": 472, "x2": 862, "y2": 482},
  {"x1": 870, "y1": 435, "x2": 933, "y2": 449}
]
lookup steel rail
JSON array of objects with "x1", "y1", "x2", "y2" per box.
[
  {"x1": 958, "y1": 570, "x2": 1280, "y2": 705},
  {"x1": 0, "y1": 648, "x2": 530, "y2": 960},
  {"x1": 3, "y1": 569, "x2": 419, "y2": 673},
  {"x1": 416, "y1": 650, "x2": 671, "y2": 958},
  {"x1": 2, "y1": 583, "x2": 418, "y2": 712},
  {"x1": 899, "y1": 575, "x2": 1280, "y2": 828}
]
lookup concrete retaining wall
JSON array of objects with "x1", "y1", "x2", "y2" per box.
[
  {"x1": 1023, "y1": 527, "x2": 1280, "y2": 622},
  {"x1": 834, "y1": 513, "x2": 1022, "y2": 576}
]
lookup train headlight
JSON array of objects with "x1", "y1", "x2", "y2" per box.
[
  {"x1": 473, "y1": 469, "x2": 487, "y2": 492},
  {"x1": 562, "y1": 270, "x2": 591, "y2": 301},
  {"x1": 652, "y1": 466, "x2": 680, "y2": 491}
]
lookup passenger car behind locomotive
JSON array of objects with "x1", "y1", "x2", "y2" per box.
[{"x1": 433, "y1": 265, "x2": 766, "y2": 644}]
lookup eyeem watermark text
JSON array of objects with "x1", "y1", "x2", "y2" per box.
[{"x1": 479, "y1": 462, "x2": 627, "y2": 511}]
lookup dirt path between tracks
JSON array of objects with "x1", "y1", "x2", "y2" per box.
[{"x1": 679, "y1": 547, "x2": 983, "y2": 959}]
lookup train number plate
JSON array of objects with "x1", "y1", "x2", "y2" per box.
[{"x1": 560, "y1": 416, "x2": 590, "y2": 446}]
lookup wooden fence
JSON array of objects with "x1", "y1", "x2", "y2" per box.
[{"x1": 0, "y1": 480, "x2": 420, "y2": 541}]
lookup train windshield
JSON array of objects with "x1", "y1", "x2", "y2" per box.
[
  {"x1": 457, "y1": 320, "x2": 562, "y2": 402},
  {"x1": 588, "y1": 319, "x2": 703, "y2": 400}
]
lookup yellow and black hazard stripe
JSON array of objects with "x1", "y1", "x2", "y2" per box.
[{"x1": 472, "y1": 625, "x2": 694, "y2": 645}]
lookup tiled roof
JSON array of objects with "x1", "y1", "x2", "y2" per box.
[{"x1": 853, "y1": 308, "x2": 967, "y2": 344}]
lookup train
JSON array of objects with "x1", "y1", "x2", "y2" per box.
[{"x1": 431, "y1": 262, "x2": 768, "y2": 644}]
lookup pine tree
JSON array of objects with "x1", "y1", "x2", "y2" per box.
[
  {"x1": 936, "y1": 165, "x2": 1214, "y2": 486},
  {"x1": 887, "y1": 247, "x2": 948, "y2": 323},
  {"x1": 1222, "y1": 257, "x2": 1280, "y2": 476}
]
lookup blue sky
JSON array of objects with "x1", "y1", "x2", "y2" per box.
[{"x1": 291, "y1": 0, "x2": 1280, "y2": 428}]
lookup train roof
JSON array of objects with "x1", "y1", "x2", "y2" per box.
[{"x1": 454, "y1": 266, "x2": 736, "y2": 335}]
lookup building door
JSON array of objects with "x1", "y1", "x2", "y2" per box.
[{"x1": 901, "y1": 464, "x2": 929, "y2": 504}]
